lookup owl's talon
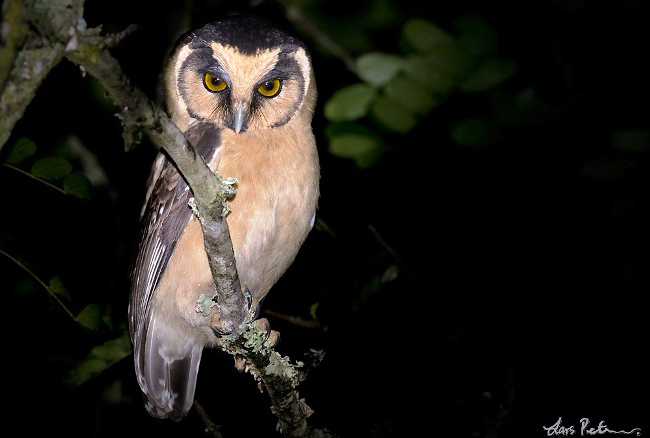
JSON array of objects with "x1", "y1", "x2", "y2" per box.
[
  {"x1": 265, "y1": 329, "x2": 280, "y2": 348},
  {"x1": 248, "y1": 302, "x2": 261, "y2": 324},
  {"x1": 210, "y1": 311, "x2": 232, "y2": 336},
  {"x1": 212, "y1": 325, "x2": 230, "y2": 336},
  {"x1": 254, "y1": 318, "x2": 271, "y2": 340}
]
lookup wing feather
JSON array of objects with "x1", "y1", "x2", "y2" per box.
[{"x1": 129, "y1": 122, "x2": 221, "y2": 418}]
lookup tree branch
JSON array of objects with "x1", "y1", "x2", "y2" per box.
[
  {"x1": 64, "y1": 18, "x2": 249, "y2": 336},
  {"x1": 0, "y1": 2, "x2": 65, "y2": 149}
]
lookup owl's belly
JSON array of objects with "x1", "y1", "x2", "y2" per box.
[
  {"x1": 214, "y1": 124, "x2": 319, "y2": 304},
  {"x1": 225, "y1": 184, "x2": 313, "y2": 303}
]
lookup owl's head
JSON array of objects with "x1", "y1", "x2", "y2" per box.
[{"x1": 164, "y1": 16, "x2": 315, "y2": 134}]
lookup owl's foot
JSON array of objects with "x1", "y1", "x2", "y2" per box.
[{"x1": 210, "y1": 284, "x2": 257, "y2": 335}]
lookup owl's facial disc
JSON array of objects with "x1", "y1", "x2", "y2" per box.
[{"x1": 173, "y1": 31, "x2": 310, "y2": 134}]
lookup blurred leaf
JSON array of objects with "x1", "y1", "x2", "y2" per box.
[
  {"x1": 402, "y1": 19, "x2": 454, "y2": 53},
  {"x1": 403, "y1": 43, "x2": 476, "y2": 89},
  {"x1": 611, "y1": 129, "x2": 650, "y2": 154},
  {"x1": 381, "y1": 265, "x2": 400, "y2": 283},
  {"x1": 454, "y1": 15, "x2": 499, "y2": 57},
  {"x1": 356, "y1": 52, "x2": 404, "y2": 86},
  {"x1": 329, "y1": 132, "x2": 381, "y2": 168},
  {"x1": 31, "y1": 157, "x2": 72, "y2": 181},
  {"x1": 384, "y1": 75, "x2": 437, "y2": 115},
  {"x1": 450, "y1": 118, "x2": 498, "y2": 147},
  {"x1": 63, "y1": 172, "x2": 92, "y2": 200},
  {"x1": 364, "y1": 0, "x2": 399, "y2": 28},
  {"x1": 329, "y1": 133, "x2": 378, "y2": 157},
  {"x1": 370, "y1": 96, "x2": 418, "y2": 133},
  {"x1": 67, "y1": 332, "x2": 132, "y2": 385},
  {"x1": 90, "y1": 336, "x2": 131, "y2": 362},
  {"x1": 360, "y1": 276, "x2": 382, "y2": 303},
  {"x1": 581, "y1": 158, "x2": 635, "y2": 181},
  {"x1": 324, "y1": 84, "x2": 376, "y2": 121},
  {"x1": 458, "y1": 58, "x2": 517, "y2": 92},
  {"x1": 67, "y1": 359, "x2": 107, "y2": 386},
  {"x1": 325, "y1": 121, "x2": 375, "y2": 138},
  {"x1": 428, "y1": 44, "x2": 475, "y2": 80},
  {"x1": 403, "y1": 54, "x2": 455, "y2": 94},
  {"x1": 75, "y1": 303, "x2": 103, "y2": 331},
  {"x1": 310, "y1": 302, "x2": 320, "y2": 321},
  {"x1": 326, "y1": 122, "x2": 384, "y2": 167},
  {"x1": 5, "y1": 137, "x2": 36, "y2": 164},
  {"x1": 48, "y1": 276, "x2": 70, "y2": 300}
]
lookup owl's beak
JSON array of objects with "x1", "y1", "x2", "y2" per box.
[{"x1": 233, "y1": 103, "x2": 247, "y2": 134}]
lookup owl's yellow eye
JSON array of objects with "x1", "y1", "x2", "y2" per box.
[
  {"x1": 257, "y1": 79, "x2": 282, "y2": 98},
  {"x1": 204, "y1": 74, "x2": 227, "y2": 92}
]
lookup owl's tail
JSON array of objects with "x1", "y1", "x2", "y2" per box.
[{"x1": 136, "y1": 317, "x2": 203, "y2": 421}]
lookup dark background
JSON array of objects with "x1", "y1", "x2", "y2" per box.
[{"x1": 1, "y1": 0, "x2": 648, "y2": 436}]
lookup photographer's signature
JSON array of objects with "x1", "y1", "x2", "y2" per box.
[{"x1": 543, "y1": 417, "x2": 641, "y2": 436}]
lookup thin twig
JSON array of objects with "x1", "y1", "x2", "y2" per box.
[
  {"x1": 368, "y1": 223, "x2": 419, "y2": 284},
  {"x1": 2, "y1": 163, "x2": 69, "y2": 196},
  {"x1": 282, "y1": 3, "x2": 357, "y2": 74},
  {"x1": 263, "y1": 308, "x2": 324, "y2": 331},
  {"x1": 194, "y1": 400, "x2": 224, "y2": 438},
  {"x1": 0, "y1": 248, "x2": 76, "y2": 321}
]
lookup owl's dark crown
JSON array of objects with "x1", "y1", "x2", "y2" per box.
[{"x1": 179, "y1": 15, "x2": 303, "y2": 55}]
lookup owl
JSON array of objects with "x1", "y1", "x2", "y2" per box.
[{"x1": 128, "y1": 15, "x2": 319, "y2": 420}]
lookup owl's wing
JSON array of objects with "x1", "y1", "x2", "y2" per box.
[{"x1": 128, "y1": 122, "x2": 221, "y2": 419}]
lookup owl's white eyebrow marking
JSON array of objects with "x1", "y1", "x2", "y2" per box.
[
  {"x1": 290, "y1": 48, "x2": 311, "y2": 110},
  {"x1": 172, "y1": 45, "x2": 194, "y2": 123}
]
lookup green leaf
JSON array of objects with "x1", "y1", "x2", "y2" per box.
[
  {"x1": 31, "y1": 157, "x2": 72, "y2": 181},
  {"x1": 324, "y1": 84, "x2": 376, "y2": 121},
  {"x1": 66, "y1": 332, "x2": 132, "y2": 385},
  {"x1": 48, "y1": 276, "x2": 70, "y2": 300},
  {"x1": 67, "y1": 359, "x2": 107, "y2": 386},
  {"x1": 309, "y1": 302, "x2": 320, "y2": 321},
  {"x1": 403, "y1": 44, "x2": 476, "y2": 89},
  {"x1": 329, "y1": 133, "x2": 378, "y2": 158},
  {"x1": 326, "y1": 122, "x2": 383, "y2": 167},
  {"x1": 90, "y1": 337, "x2": 132, "y2": 362},
  {"x1": 581, "y1": 158, "x2": 634, "y2": 181},
  {"x1": 370, "y1": 96, "x2": 418, "y2": 133},
  {"x1": 402, "y1": 19, "x2": 455, "y2": 53},
  {"x1": 324, "y1": 121, "x2": 377, "y2": 139},
  {"x1": 454, "y1": 15, "x2": 499, "y2": 57},
  {"x1": 450, "y1": 118, "x2": 498, "y2": 147},
  {"x1": 329, "y1": 133, "x2": 382, "y2": 168},
  {"x1": 356, "y1": 52, "x2": 404, "y2": 86},
  {"x1": 75, "y1": 303, "x2": 103, "y2": 331},
  {"x1": 611, "y1": 129, "x2": 650, "y2": 153},
  {"x1": 384, "y1": 75, "x2": 438, "y2": 115},
  {"x1": 63, "y1": 172, "x2": 92, "y2": 199},
  {"x1": 458, "y1": 58, "x2": 517, "y2": 92},
  {"x1": 5, "y1": 137, "x2": 36, "y2": 164},
  {"x1": 403, "y1": 54, "x2": 455, "y2": 94},
  {"x1": 428, "y1": 44, "x2": 475, "y2": 80}
]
